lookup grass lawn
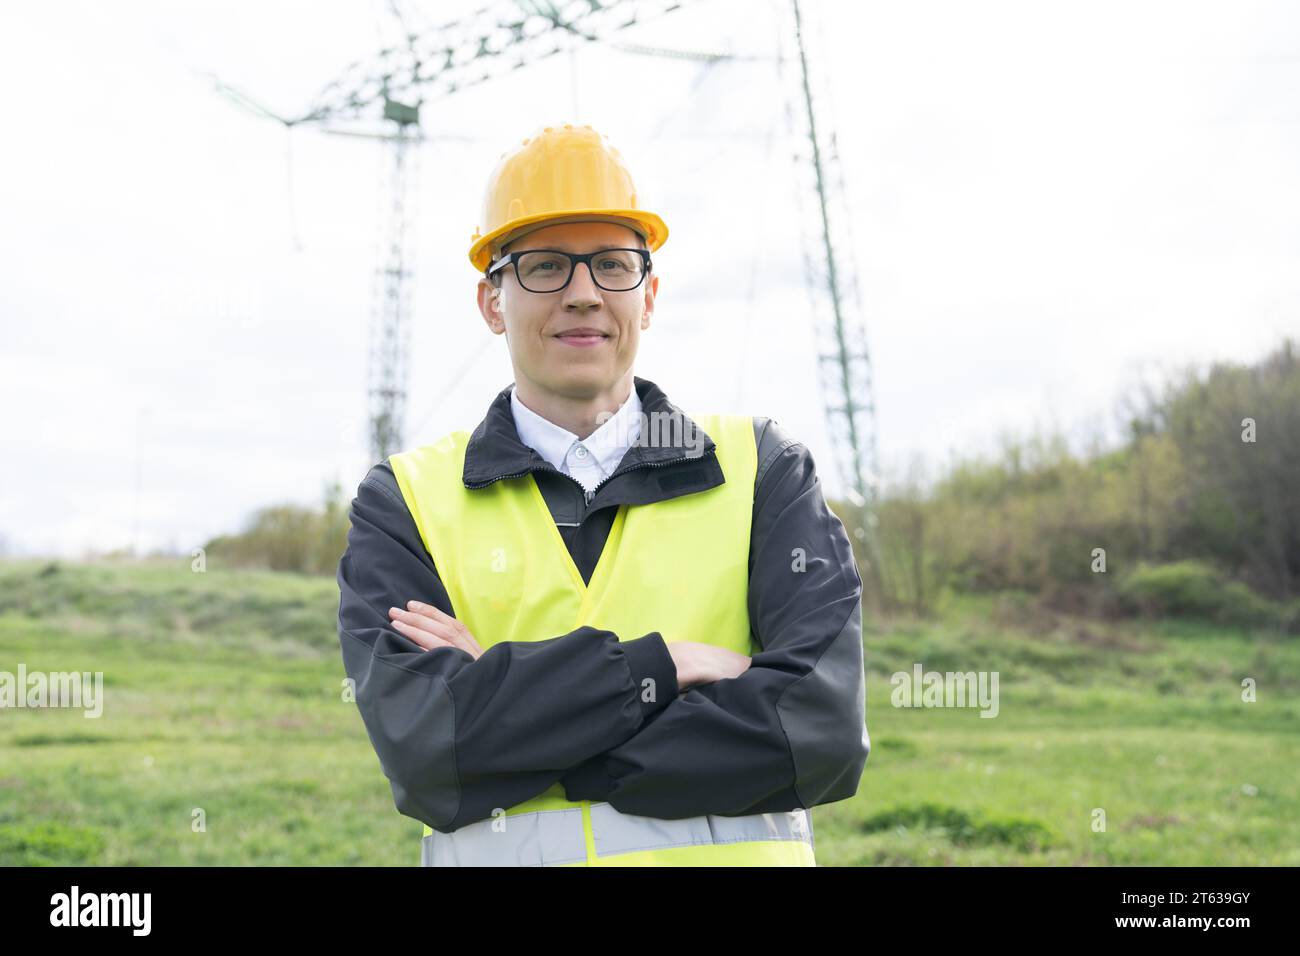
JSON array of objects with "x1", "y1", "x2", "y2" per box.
[{"x1": 1, "y1": 560, "x2": 1295, "y2": 865}]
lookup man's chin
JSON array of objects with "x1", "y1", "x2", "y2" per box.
[{"x1": 539, "y1": 367, "x2": 620, "y2": 399}]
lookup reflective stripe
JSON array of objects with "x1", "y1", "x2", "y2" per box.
[
  {"x1": 589, "y1": 803, "x2": 814, "y2": 857},
  {"x1": 420, "y1": 808, "x2": 587, "y2": 867},
  {"x1": 420, "y1": 803, "x2": 814, "y2": 866}
]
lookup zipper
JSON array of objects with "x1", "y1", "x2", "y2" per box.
[
  {"x1": 584, "y1": 445, "x2": 718, "y2": 504},
  {"x1": 465, "y1": 459, "x2": 576, "y2": 492}
]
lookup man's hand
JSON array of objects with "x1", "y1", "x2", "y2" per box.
[
  {"x1": 388, "y1": 601, "x2": 485, "y2": 659},
  {"x1": 666, "y1": 641, "x2": 751, "y2": 691}
]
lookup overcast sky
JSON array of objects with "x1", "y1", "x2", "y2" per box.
[{"x1": 1, "y1": 0, "x2": 1296, "y2": 557}]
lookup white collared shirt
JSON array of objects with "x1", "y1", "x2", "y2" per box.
[{"x1": 510, "y1": 383, "x2": 642, "y2": 502}]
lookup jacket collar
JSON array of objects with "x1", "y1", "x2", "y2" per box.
[
  {"x1": 462, "y1": 375, "x2": 717, "y2": 489},
  {"x1": 509, "y1": 380, "x2": 643, "y2": 480}
]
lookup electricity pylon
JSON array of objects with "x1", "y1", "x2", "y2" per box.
[
  {"x1": 214, "y1": 0, "x2": 690, "y2": 464},
  {"x1": 781, "y1": 0, "x2": 885, "y2": 601}
]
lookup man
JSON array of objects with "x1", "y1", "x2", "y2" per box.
[{"x1": 337, "y1": 123, "x2": 869, "y2": 866}]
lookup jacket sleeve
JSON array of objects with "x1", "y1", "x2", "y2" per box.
[
  {"x1": 558, "y1": 418, "x2": 870, "y2": 818},
  {"x1": 337, "y1": 461, "x2": 680, "y2": 833}
]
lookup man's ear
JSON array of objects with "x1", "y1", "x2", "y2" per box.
[
  {"x1": 477, "y1": 279, "x2": 506, "y2": 333},
  {"x1": 641, "y1": 271, "x2": 658, "y2": 328}
]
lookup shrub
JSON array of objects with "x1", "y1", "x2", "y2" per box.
[
  {"x1": 0, "y1": 821, "x2": 105, "y2": 866},
  {"x1": 1117, "y1": 560, "x2": 1280, "y2": 629},
  {"x1": 860, "y1": 801, "x2": 1055, "y2": 851}
]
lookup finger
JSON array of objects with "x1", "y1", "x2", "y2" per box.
[
  {"x1": 389, "y1": 604, "x2": 454, "y2": 635},
  {"x1": 405, "y1": 601, "x2": 484, "y2": 657},
  {"x1": 391, "y1": 618, "x2": 455, "y2": 652},
  {"x1": 406, "y1": 600, "x2": 458, "y2": 626},
  {"x1": 392, "y1": 605, "x2": 480, "y2": 659}
]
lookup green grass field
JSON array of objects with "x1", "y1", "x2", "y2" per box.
[{"x1": 1, "y1": 559, "x2": 1295, "y2": 866}]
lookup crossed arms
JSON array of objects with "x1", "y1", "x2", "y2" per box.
[{"x1": 336, "y1": 419, "x2": 869, "y2": 832}]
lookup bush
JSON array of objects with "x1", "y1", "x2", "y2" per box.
[
  {"x1": 860, "y1": 802, "x2": 1054, "y2": 852},
  {"x1": 1117, "y1": 560, "x2": 1280, "y2": 629},
  {"x1": 0, "y1": 821, "x2": 105, "y2": 865},
  {"x1": 203, "y1": 479, "x2": 350, "y2": 576}
]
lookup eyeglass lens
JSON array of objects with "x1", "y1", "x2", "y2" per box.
[{"x1": 515, "y1": 250, "x2": 645, "y2": 292}]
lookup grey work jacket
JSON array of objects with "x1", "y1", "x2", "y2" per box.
[{"x1": 336, "y1": 375, "x2": 870, "y2": 833}]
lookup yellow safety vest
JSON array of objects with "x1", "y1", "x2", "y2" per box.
[{"x1": 389, "y1": 412, "x2": 816, "y2": 866}]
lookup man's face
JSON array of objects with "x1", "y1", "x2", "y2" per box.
[{"x1": 476, "y1": 220, "x2": 658, "y2": 400}]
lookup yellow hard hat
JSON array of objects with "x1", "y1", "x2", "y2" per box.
[{"x1": 468, "y1": 124, "x2": 669, "y2": 273}]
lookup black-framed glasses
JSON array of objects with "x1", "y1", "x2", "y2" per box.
[{"x1": 486, "y1": 247, "x2": 652, "y2": 293}]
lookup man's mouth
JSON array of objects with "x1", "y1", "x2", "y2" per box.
[{"x1": 555, "y1": 329, "x2": 610, "y2": 347}]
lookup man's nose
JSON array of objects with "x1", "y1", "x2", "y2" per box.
[{"x1": 562, "y1": 261, "x2": 602, "y2": 309}]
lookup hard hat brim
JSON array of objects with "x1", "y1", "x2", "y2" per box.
[{"x1": 470, "y1": 208, "x2": 668, "y2": 273}]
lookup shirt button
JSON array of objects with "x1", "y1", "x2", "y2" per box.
[{"x1": 574, "y1": 445, "x2": 588, "y2": 459}]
